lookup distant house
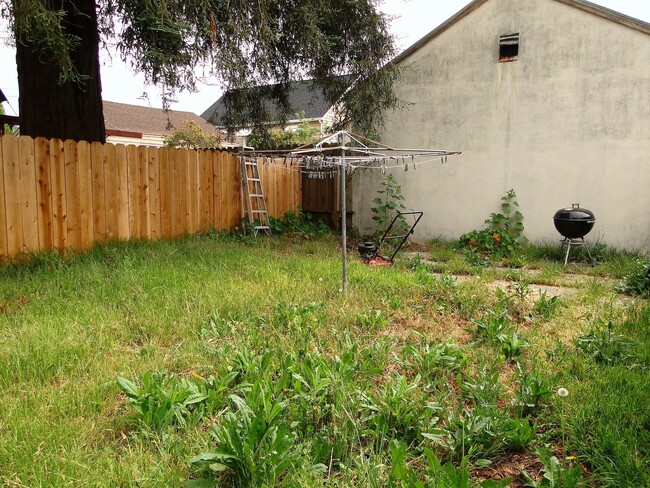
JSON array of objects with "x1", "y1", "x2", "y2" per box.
[
  {"x1": 201, "y1": 79, "x2": 339, "y2": 146},
  {"x1": 352, "y1": 0, "x2": 650, "y2": 252},
  {"x1": 104, "y1": 100, "x2": 226, "y2": 147}
]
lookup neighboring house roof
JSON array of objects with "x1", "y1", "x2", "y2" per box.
[
  {"x1": 103, "y1": 100, "x2": 220, "y2": 138},
  {"x1": 392, "y1": 0, "x2": 650, "y2": 65},
  {"x1": 201, "y1": 79, "x2": 336, "y2": 127}
]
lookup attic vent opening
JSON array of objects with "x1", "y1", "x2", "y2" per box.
[{"x1": 499, "y1": 33, "x2": 519, "y2": 62}]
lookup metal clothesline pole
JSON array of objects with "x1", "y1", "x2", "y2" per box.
[{"x1": 340, "y1": 144, "x2": 347, "y2": 293}]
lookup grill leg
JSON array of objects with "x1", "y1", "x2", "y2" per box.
[{"x1": 563, "y1": 239, "x2": 571, "y2": 266}]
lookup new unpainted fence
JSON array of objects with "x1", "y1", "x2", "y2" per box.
[{"x1": 0, "y1": 135, "x2": 301, "y2": 261}]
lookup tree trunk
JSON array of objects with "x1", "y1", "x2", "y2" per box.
[{"x1": 15, "y1": 1, "x2": 105, "y2": 142}]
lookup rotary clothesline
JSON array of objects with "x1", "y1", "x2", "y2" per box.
[
  {"x1": 238, "y1": 152, "x2": 460, "y2": 178},
  {"x1": 237, "y1": 130, "x2": 462, "y2": 294}
]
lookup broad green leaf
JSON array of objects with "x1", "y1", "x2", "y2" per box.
[
  {"x1": 184, "y1": 393, "x2": 209, "y2": 405},
  {"x1": 116, "y1": 376, "x2": 139, "y2": 399}
]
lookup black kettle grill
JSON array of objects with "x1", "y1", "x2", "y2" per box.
[{"x1": 553, "y1": 203, "x2": 595, "y2": 265}]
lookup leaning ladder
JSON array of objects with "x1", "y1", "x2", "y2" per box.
[{"x1": 240, "y1": 157, "x2": 272, "y2": 236}]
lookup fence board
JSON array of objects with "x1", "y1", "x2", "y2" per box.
[
  {"x1": 64, "y1": 139, "x2": 82, "y2": 250},
  {"x1": 226, "y1": 152, "x2": 238, "y2": 229},
  {"x1": 213, "y1": 151, "x2": 224, "y2": 230},
  {"x1": 126, "y1": 145, "x2": 139, "y2": 239},
  {"x1": 159, "y1": 147, "x2": 171, "y2": 238},
  {"x1": 0, "y1": 137, "x2": 8, "y2": 261},
  {"x1": 148, "y1": 148, "x2": 161, "y2": 240},
  {"x1": 62, "y1": 140, "x2": 81, "y2": 250},
  {"x1": 3, "y1": 135, "x2": 22, "y2": 256},
  {"x1": 294, "y1": 166, "x2": 302, "y2": 215},
  {"x1": 103, "y1": 143, "x2": 118, "y2": 240},
  {"x1": 115, "y1": 144, "x2": 130, "y2": 240},
  {"x1": 187, "y1": 150, "x2": 198, "y2": 235},
  {"x1": 196, "y1": 150, "x2": 205, "y2": 230},
  {"x1": 281, "y1": 162, "x2": 290, "y2": 216},
  {"x1": 169, "y1": 148, "x2": 181, "y2": 236},
  {"x1": 50, "y1": 138, "x2": 67, "y2": 252},
  {"x1": 35, "y1": 137, "x2": 53, "y2": 250},
  {"x1": 0, "y1": 136, "x2": 302, "y2": 259},
  {"x1": 137, "y1": 146, "x2": 150, "y2": 239},
  {"x1": 78, "y1": 141, "x2": 93, "y2": 249},
  {"x1": 274, "y1": 163, "x2": 283, "y2": 218},
  {"x1": 19, "y1": 136, "x2": 39, "y2": 252},
  {"x1": 177, "y1": 148, "x2": 189, "y2": 235},
  {"x1": 90, "y1": 142, "x2": 106, "y2": 243}
]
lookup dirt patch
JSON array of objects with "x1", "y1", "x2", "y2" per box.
[
  {"x1": 0, "y1": 294, "x2": 30, "y2": 314},
  {"x1": 382, "y1": 310, "x2": 472, "y2": 346},
  {"x1": 401, "y1": 251, "x2": 437, "y2": 262},
  {"x1": 472, "y1": 451, "x2": 543, "y2": 486},
  {"x1": 487, "y1": 280, "x2": 577, "y2": 300}
]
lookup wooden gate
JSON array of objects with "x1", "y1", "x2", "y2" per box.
[
  {"x1": 301, "y1": 171, "x2": 353, "y2": 230},
  {"x1": 301, "y1": 171, "x2": 337, "y2": 228}
]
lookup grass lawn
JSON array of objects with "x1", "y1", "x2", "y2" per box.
[{"x1": 0, "y1": 232, "x2": 648, "y2": 487}]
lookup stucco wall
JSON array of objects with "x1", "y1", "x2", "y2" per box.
[{"x1": 353, "y1": 0, "x2": 650, "y2": 252}]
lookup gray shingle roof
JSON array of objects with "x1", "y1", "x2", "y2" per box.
[
  {"x1": 104, "y1": 100, "x2": 220, "y2": 136},
  {"x1": 201, "y1": 79, "x2": 334, "y2": 126}
]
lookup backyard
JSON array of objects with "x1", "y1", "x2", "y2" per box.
[{"x1": 0, "y1": 228, "x2": 648, "y2": 487}]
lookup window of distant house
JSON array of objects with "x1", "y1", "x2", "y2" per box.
[{"x1": 499, "y1": 33, "x2": 519, "y2": 62}]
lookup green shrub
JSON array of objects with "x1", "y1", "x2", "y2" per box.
[
  {"x1": 117, "y1": 372, "x2": 209, "y2": 430},
  {"x1": 190, "y1": 391, "x2": 298, "y2": 487},
  {"x1": 268, "y1": 209, "x2": 331, "y2": 236},
  {"x1": 459, "y1": 190, "x2": 525, "y2": 259},
  {"x1": 574, "y1": 321, "x2": 639, "y2": 366},
  {"x1": 617, "y1": 259, "x2": 650, "y2": 297}
]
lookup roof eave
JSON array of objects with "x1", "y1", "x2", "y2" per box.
[
  {"x1": 389, "y1": 0, "x2": 489, "y2": 66},
  {"x1": 554, "y1": 0, "x2": 650, "y2": 35}
]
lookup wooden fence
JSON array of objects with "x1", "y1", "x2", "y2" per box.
[{"x1": 0, "y1": 135, "x2": 301, "y2": 261}]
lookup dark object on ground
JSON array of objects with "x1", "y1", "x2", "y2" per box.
[{"x1": 359, "y1": 211, "x2": 423, "y2": 266}]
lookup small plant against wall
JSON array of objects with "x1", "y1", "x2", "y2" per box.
[
  {"x1": 370, "y1": 173, "x2": 409, "y2": 236},
  {"x1": 459, "y1": 189, "x2": 525, "y2": 259}
]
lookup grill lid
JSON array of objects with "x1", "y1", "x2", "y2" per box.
[{"x1": 553, "y1": 203, "x2": 595, "y2": 222}]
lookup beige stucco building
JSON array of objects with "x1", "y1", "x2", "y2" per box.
[{"x1": 353, "y1": 0, "x2": 650, "y2": 252}]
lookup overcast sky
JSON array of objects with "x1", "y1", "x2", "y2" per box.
[{"x1": 1, "y1": 0, "x2": 649, "y2": 116}]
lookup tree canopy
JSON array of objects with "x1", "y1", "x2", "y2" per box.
[
  {"x1": 163, "y1": 120, "x2": 220, "y2": 149},
  {"x1": 246, "y1": 119, "x2": 321, "y2": 149},
  {"x1": 2, "y1": 0, "x2": 401, "y2": 142}
]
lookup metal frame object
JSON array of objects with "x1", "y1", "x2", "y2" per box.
[
  {"x1": 560, "y1": 237, "x2": 594, "y2": 266},
  {"x1": 365, "y1": 210, "x2": 423, "y2": 264}
]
